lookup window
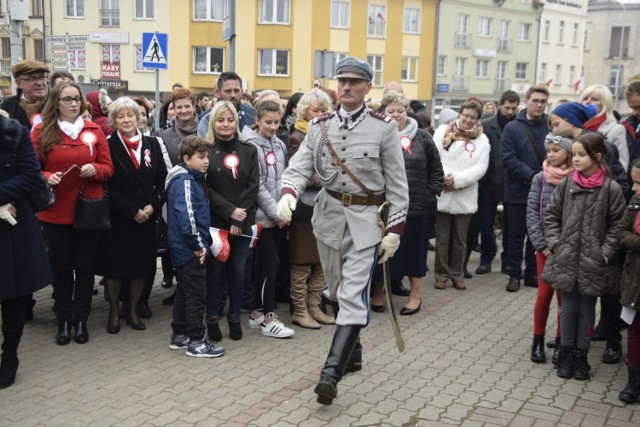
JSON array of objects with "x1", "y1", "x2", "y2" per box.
[
  {"x1": 437, "y1": 55, "x2": 446, "y2": 76},
  {"x1": 453, "y1": 58, "x2": 466, "y2": 90},
  {"x1": 100, "y1": 0, "x2": 119, "y2": 27},
  {"x1": 66, "y1": 0, "x2": 84, "y2": 17},
  {"x1": 194, "y1": 0, "x2": 223, "y2": 21},
  {"x1": 31, "y1": 0, "x2": 43, "y2": 17},
  {"x1": 68, "y1": 44, "x2": 86, "y2": 70},
  {"x1": 569, "y1": 66, "x2": 575, "y2": 86},
  {"x1": 518, "y1": 23, "x2": 531, "y2": 41},
  {"x1": 403, "y1": 8, "x2": 420, "y2": 34},
  {"x1": 135, "y1": 45, "x2": 153, "y2": 72},
  {"x1": 331, "y1": 1, "x2": 350, "y2": 29},
  {"x1": 135, "y1": 0, "x2": 154, "y2": 19},
  {"x1": 401, "y1": 57, "x2": 418, "y2": 81},
  {"x1": 539, "y1": 63, "x2": 547, "y2": 83},
  {"x1": 478, "y1": 17, "x2": 492, "y2": 37},
  {"x1": 558, "y1": 21, "x2": 565, "y2": 44},
  {"x1": 368, "y1": 5, "x2": 386, "y2": 37},
  {"x1": 259, "y1": 0, "x2": 290, "y2": 24},
  {"x1": 498, "y1": 20, "x2": 510, "y2": 51},
  {"x1": 572, "y1": 23, "x2": 579, "y2": 46},
  {"x1": 475, "y1": 59, "x2": 489, "y2": 78},
  {"x1": 496, "y1": 61, "x2": 507, "y2": 91},
  {"x1": 367, "y1": 55, "x2": 384, "y2": 87},
  {"x1": 609, "y1": 27, "x2": 629, "y2": 59},
  {"x1": 33, "y1": 39, "x2": 44, "y2": 62},
  {"x1": 194, "y1": 46, "x2": 225, "y2": 73},
  {"x1": 609, "y1": 64, "x2": 624, "y2": 96},
  {"x1": 543, "y1": 20, "x2": 550, "y2": 42},
  {"x1": 1, "y1": 38, "x2": 10, "y2": 58},
  {"x1": 515, "y1": 62, "x2": 528, "y2": 80},
  {"x1": 456, "y1": 14, "x2": 470, "y2": 48},
  {"x1": 554, "y1": 64, "x2": 562, "y2": 85},
  {"x1": 258, "y1": 49, "x2": 289, "y2": 76}
]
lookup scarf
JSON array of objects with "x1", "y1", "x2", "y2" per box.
[
  {"x1": 294, "y1": 117, "x2": 308, "y2": 135},
  {"x1": 443, "y1": 120, "x2": 484, "y2": 150},
  {"x1": 583, "y1": 113, "x2": 607, "y2": 132},
  {"x1": 399, "y1": 116, "x2": 418, "y2": 139},
  {"x1": 120, "y1": 130, "x2": 142, "y2": 169},
  {"x1": 19, "y1": 98, "x2": 45, "y2": 122},
  {"x1": 57, "y1": 116, "x2": 85, "y2": 140},
  {"x1": 542, "y1": 159, "x2": 574, "y2": 185},
  {"x1": 174, "y1": 113, "x2": 199, "y2": 140},
  {"x1": 572, "y1": 165, "x2": 605, "y2": 189}
]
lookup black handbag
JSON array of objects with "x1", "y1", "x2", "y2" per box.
[
  {"x1": 29, "y1": 174, "x2": 56, "y2": 212},
  {"x1": 74, "y1": 182, "x2": 111, "y2": 231}
]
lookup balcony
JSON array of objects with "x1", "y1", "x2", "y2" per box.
[
  {"x1": 0, "y1": 58, "x2": 11, "y2": 77},
  {"x1": 495, "y1": 78, "x2": 511, "y2": 93},
  {"x1": 100, "y1": 9, "x2": 120, "y2": 27},
  {"x1": 452, "y1": 76, "x2": 469, "y2": 91},
  {"x1": 497, "y1": 38, "x2": 512, "y2": 52},
  {"x1": 455, "y1": 32, "x2": 471, "y2": 49}
]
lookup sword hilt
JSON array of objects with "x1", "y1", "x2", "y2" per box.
[{"x1": 376, "y1": 201, "x2": 390, "y2": 234}]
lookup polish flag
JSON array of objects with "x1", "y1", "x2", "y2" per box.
[
  {"x1": 574, "y1": 76, "x2": 585, "y2": 93},
  {"x1": 249, "y1": 223, "x2": 263, "y2": 249},
  {"x1": 209, "y1": 227, "x2": 230, "y2": 262},
  {"x1": 545, "y1": 78, "x2": 553, "y2": 87}
]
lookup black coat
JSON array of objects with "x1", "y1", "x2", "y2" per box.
[
  {"x1": 0, "y1": 94, "x2": 32, "y2": 128},
  {"x1": 480, "y1": 113, "x2": 508, "y2": 203},
  {"x1": 96, "y1": 134, "x2": 167, "y2": 279},
  {"x1": 0, "y1": 116, "x2": 52, "y2": 299},
  {"x1": 404, "y1": 129, "x2": 444, "y2": 220}
]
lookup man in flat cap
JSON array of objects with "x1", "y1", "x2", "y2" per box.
[
  {"x1": 1, "y1": 60, "x2": 50, "y2": 127},
  {"x1": 278, "y1": 56, "x2": 409, "y2": 405}
]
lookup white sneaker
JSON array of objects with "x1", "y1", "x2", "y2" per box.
[
  {"x1": 249, "y1": 314, "x2": 265, "y2": 329},
  {"x1": 261, "y1": 313, "x2": 295, "y2": 338}
]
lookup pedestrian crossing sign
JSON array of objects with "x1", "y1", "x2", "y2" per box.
[{"x1": 142, "y1": 32, "x2": 168, "y2": 69}]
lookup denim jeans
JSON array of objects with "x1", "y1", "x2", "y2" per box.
[{"x1": 206, "y1": 236, "x2": 251, "y2": 320}]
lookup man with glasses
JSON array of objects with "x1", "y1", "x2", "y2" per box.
[
  {"x1": 1, "y1": 60, "x2": 50, "y2": 128},
  {"x1": 500, "y1": 85, "x2": 550, "y2": 292}
]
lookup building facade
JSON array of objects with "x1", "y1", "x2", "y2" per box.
[
  {"x1": 536, "y1": 0, "x2": 588, "y2": 109},
  {"x1": 584, "y1": 0, "x2": 640, "y2": 113},
  {"x1": 433, "y1": 0, "x2": 543, "y2": 119}
]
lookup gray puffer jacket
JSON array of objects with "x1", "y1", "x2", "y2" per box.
[
  {"x1": 526, "y1": 171, "x2": 558, "y2": 252},
  {"x1": 541, "y1": 176, "x2": 626, "y2": 296},
  {"x1": 242, "y1": 126, "x2": 288, "y2": 228}
]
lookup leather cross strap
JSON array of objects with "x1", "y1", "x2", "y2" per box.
[{"x1": 320, "y1": 122, "x2": 375, "y2": 197}]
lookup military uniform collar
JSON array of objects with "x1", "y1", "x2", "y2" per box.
[{"x1": 335, "y1": 105, "x2": 368, "y2": 130}]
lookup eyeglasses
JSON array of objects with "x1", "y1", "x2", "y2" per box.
[
  {"x1": 17, "y1": 74, "x2": 48, "y2": 83},
  {"x1": 59, "y1": 96, "x2": 82, "y2": 105},
  {"x1": 529, "y1": 99, "x2": 548, "y2": 105}
]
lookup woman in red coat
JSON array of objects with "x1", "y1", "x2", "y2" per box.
[{"x1": 31, "y1": 82, "x2": 113, "y2": 346}]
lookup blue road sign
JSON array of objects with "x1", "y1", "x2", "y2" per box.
[{"x1": 142, "y1": 32, "x2": 168, "y2": 69}]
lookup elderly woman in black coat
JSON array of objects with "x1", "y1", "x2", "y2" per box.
[
  {"x1": 371, "y1": 91, "x2": 444, "y2": 315},
  {"x1": 0, "y1": 114, "x2": 52, "y2": 388}
]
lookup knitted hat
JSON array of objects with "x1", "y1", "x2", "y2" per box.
[
  {"x1": 438, "y1": 108, "x2": 459, "y2": 126},
  {"x1": 550, "y1": 102, "x2": 598, "y2": 129},
  {"x1": 544, "y1": 133, "x2": 573, "y2": 153}
]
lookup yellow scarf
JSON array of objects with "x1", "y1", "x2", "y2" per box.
[{"x1": 294, "y1": 117, "x2": 308, "y2": 135}]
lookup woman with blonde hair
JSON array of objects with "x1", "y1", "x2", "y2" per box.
[
  {"x1": 579, "y1": 84, "x2": 629, "y2": 171},
  {"x1": 203, "y1": 101, "x2": 259, "y2": 341}
]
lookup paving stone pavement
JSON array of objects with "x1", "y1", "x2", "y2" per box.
[{"x1": 2, "y1": 251, "x2": 640, "y2": 426}]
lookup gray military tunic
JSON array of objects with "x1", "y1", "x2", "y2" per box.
[{"x1": 281, "y1": 107, "x2": 409, "y2": 325}]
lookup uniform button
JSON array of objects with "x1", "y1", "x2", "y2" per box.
[
  {"x1": 342, "y1": 136, "x2": 347, "y2": 140},
  {"x1": 341, "y1": 147, "x2": 346, "y2": 151},
  {"x1": 341, "y1": 159, "x2": 346, "y2": 162},
  {"x1": 341, "y1": 171, "x2": 346, "y2": 174},
  {"x1": 364, "y1": 153, "x2": 368, "y2": 157},
  {"x1": 322, "y1": 152, "x2": 326, "y2": 156},
  {"x1": 341, "y1": 182, "x2": 346, "y2": 186},
  {"x1": 331, "y1": 163, "x2": 336, "y2": 166}
]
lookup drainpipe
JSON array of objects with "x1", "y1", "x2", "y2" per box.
[
  {"x1": 533, "y1": 2, "x2": 544, "y2": 93},
  {"x1": 432, "y1": 0, "x2": 442, "y2": 118}
]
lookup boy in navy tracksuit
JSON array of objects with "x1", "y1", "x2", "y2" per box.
[{"x1": 166, "y1": 136, "x2": 224, "y2": 358}]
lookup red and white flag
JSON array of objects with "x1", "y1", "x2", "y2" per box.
[
  {"x1": 574, "y1": 76, "x2": 585, "y2": 93},
  {"x1": 249, "y1": 223, "x2": 263, "y2": 249},
  {"x1": 209, "y1": 227, "x2": 230, "y2": 262}
]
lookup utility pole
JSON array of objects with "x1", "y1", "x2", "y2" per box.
[{"x1": 8, "y1": 0, "x2": 29, "y2": 94}]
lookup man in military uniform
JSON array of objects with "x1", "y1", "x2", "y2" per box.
[{"x1": 278, "y1": 57, "x2": 409, "y2": 405}]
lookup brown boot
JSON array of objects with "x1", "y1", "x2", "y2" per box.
[
  {"x1": 290, "y1": 264, "x2": 321, "y2": 329},
  {"x1": 308, "y1": 264, "x2": 335, "y2": 325}
]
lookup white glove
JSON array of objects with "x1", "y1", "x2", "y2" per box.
[
  {"x1": 0, "y1": 204, "x2": 17, "y2": 226},
  {"x1": 378, "y1": 233, "x2": 400, "y2": 264},
  {"x1": 277, "y1": 194, "x2": 297, "y2": 222}
]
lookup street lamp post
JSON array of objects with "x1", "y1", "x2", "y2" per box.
[{"x1": 613, "y1": 0, "x2": 626, "y2": 111}]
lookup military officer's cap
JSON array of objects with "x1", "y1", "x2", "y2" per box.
[{"x1": 335, "y1": 57, "x2": 373, "y2": 81}]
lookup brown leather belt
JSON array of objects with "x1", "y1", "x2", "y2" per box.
[{"x1": 326, "y1": 190, "x2": 385, "y2": 206}]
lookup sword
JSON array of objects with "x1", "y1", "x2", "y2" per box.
[{"x1": 376, "y1": 202, "x2": 406, "y2": 352}]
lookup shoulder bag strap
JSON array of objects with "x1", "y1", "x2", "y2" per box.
[{"x1": 320, "y1": 122, "x2": 374, "y2": 197}]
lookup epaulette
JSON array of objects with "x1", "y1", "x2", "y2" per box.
[
  {"x1": 311, "y1": 112, "x2": 335, "y2": 125},
  {"x1": 369, "y1": 110, "x2": 393, "y2": 123}
]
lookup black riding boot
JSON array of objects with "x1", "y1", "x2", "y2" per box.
[
  {"x1": 531, "y1": 335, "x2": 545, "y2": 363},
  {"x1": 315, "y1": 325, "x2": 362, "y2": 405},
  {"x1": 330, "y1": 301, "x2": 362, "y2": 374},
  {"x1": 619, "y1": 364, "x2": 640, "y2": 403}
]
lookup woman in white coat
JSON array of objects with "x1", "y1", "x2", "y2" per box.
[{"x1": 433, "y1": 100, "x2": 490, "y2": 290}]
